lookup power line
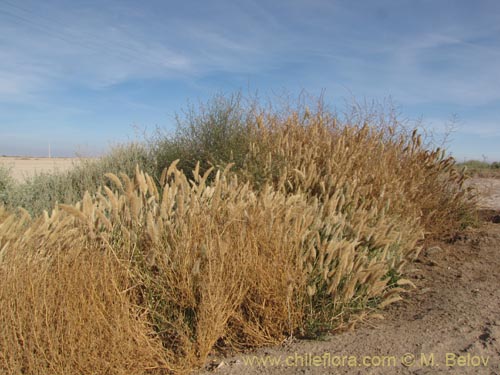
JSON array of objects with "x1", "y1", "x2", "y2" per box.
[
  {"x1": 2, "y1": 0, "x2": 153, "y2": 58},
  {"x1": 0, "y1": 2, "x2": 180, "y2": 69}
]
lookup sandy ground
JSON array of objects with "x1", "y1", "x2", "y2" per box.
[
  {"x1": 0, "y1": 157, "x2": 85, "y2": 182},
  {"x1": 199, "y1": 179, "x2": 500, "y2": 375},
  {"x1": 470, "y1": 178, "x2": 500, "y2": 211}
]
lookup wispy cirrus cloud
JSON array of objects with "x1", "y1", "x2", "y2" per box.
[
  {"x1": 0, "y1": 3, "x2": 195, "y2": 96},
  {"x1": 0, "y1": 0, "x2": 283, "y2": 99},
  {"x1": 0, "y1": 0, "x2": 499, "y2": 158}
]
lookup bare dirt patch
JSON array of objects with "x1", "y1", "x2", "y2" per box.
[
  {"x1": 199, "y1": 182, "x2": 500, "y2": 375},
  {"x1": 470, "y1": 178, "x2": 500, "y2": 211},
  {"x1": 0, "y1": 157, "x2": 88, "y2": 182}
]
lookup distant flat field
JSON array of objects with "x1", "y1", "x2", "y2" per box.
[{"x1": 0, "y1": 157, "x2": 87, "y2": 182}]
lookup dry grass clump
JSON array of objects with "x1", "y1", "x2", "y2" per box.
[
  {"x1": 62, "y1": 164, "x2": 318, "y2": 366},
  {"x1": 241, "y1": 106, "x2": 476, "y2": 240},
  {"x1": 0, "y1": 207, "x2": 170, "y2": 375},
  {"x1": 0, "y1": 94, "x2": 477, "y2": 374},
  {"x1": 0, "y1": 159, "x2": 431, "y2": 374},
  {"x1": 1, "y1": 164, "x2": 320, "y2": 373}
]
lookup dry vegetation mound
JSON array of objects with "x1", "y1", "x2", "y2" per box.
[{"x1": 0, "y1": 95, "x2": 476, "y2": 374}]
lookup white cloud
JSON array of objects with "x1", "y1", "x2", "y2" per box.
[
  {"x1": 0, "y1": 2, "x2": 197, "y2": 98},
  {"x1": 2, "y1": 0, "x2": 500, "y2": 112}
]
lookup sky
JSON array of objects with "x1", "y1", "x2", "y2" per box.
[{"x1": 0, "y1": 0, "x2": 499, "y2": 161}]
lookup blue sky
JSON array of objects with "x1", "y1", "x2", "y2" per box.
[{"x1": 0, "y1": 0, "x2": 499, "y2": 160}]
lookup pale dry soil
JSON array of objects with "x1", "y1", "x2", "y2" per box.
[
  {"x1": 470, "y1": 178, "x2": 500, "y2": 211},
  {"x1": 0, "y1": 157, "x2": 89, "y2": 182},
  {"x1": 200, "y1": 179, "x2": 500, "y2": 375}
]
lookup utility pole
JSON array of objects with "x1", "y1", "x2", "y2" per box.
[{"x1": 48, "y1": 143, "x2": 51, "y2": 158}]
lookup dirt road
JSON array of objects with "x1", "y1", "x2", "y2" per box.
[{"x1": 200, "y1": 180, "x2": 500, "y2": 375}]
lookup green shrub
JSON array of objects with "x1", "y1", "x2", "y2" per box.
[
  {"x1": 0, "y1": 165, "x2": 14, "y2": 204},
  {"x1": 3, "y1": 143, "x2": 151, "y2": 216},
  {"x1": 148, "y1": 92, "x2": 257, "y2": 181},
  {"x1": 457, "y1": 159, "x2": 500, "y2": 178}
]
